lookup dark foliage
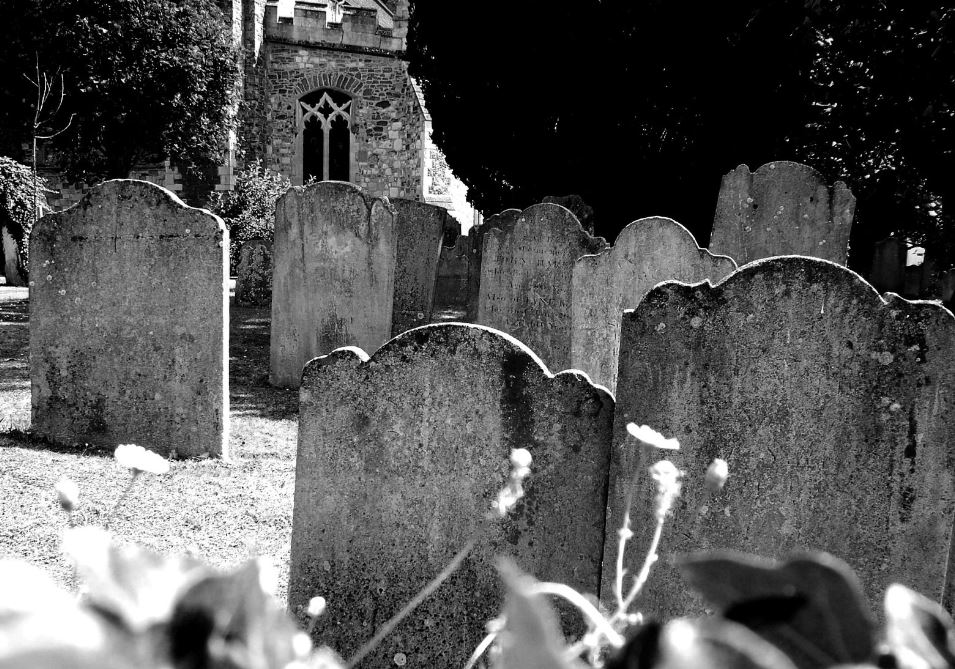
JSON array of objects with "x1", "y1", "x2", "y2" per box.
[
  {"x1": 0, "y1": 0, "x2": 239, "y2": 183},
  {"x1": 409, "y1": 1, "x2": 955, "y2": 269}
]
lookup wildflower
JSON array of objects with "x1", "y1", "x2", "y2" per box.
[
  {"x1": 491, "y1": 449, "x2": 533, "y2": 518},
  {"x1": 54, "y1": 476, "x2": 79, "y2": 512},
  {"x1": 649, "y1": 460, "x2": 683, "y2": 522},
  {"x1": 114, "y1": 444, "x2": 170, "y2": 475},
  {"x1": 704, "y1": 458, "x2": 729, "y2": 492},
  {"x1": 307, "y1": 596, "x2": 327, "y2": 618},
  {"x1": 627, "y1": 424, "x2": 680, "y2": 450}
]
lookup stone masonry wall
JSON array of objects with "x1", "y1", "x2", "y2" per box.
[{"x1": 262, "y1": 43, "x2": 424, "y2": 199}]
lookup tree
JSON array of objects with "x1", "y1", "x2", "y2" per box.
[
  {"x1": 209, "y1": 160, "x2": 290, "y2": 273},
  {"x1": 0, "y1": 0, "x2": 239, "y2": 183},
  {"x1": 0, "y1": 156, "x2": 48, "y2": 286},
  {"x1": 409, "y1": 1, "x2": 954, "y2": 269}
]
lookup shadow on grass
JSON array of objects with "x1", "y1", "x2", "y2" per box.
[
  {"x1": 0, "y1": 428, "x2": 117, "y2": 459},
  {"x1": 229, "y1": 303, "x2": 298, "y2": 420}
]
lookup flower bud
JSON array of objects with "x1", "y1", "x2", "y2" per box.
[
  {"x1": 307, "y1": 596, "x2": 327, "y2": 617},
  {"x1": 704, "y1": 458, "x2": 729, "y2": 493},
  {"x1": 54, "y1": 476, "x2": 79, "y2": 512}
]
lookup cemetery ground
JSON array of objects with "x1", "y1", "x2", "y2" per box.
[{"x1": 0, "y1": 284, "x2": 301, "y2": 600}]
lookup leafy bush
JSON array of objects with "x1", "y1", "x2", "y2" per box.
[
  {"x1": 209, "y1": 160, "x2": 289, "y2": 274},
  {"x1": 0, "y1": 155, "x2": 47, "y2": 285}
]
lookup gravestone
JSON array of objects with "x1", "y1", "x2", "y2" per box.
[
  {"x1": 570, "y1": 217, "x2": 736, "y2": 392},
  {"x1": 607, "y1": 256, "x2": 955, "y2": 617},
  {"x1": 710, "y1": 161, "x2": 856, "y2": 265},
  {"x1": 270, "y1": 182, "x2": 396, "y2": 388},
  {"x1": 30, "y1": 179, "x2": 228, "y2": 458},
  {"x1": 390, "y1": 199, "x2": 450, "y2": 336},
  {"x1": 235, "y1": 239, "x2": 273, "y2": 306},
  {"x1": 543, "y1": 194, "x2": 595, "y2": 235},
  {"x1": 870, "y1": 237, "x2": 906, "y2": 294},
  {"x1": 290, "y1": 323, "x2": 613, "y2": 667},
  {"x1": 432, "y1": 233, "x2": 472, "y2": 321},
  {"x1": 478, "y1": 204, "x2": 606, "y2": 372}
]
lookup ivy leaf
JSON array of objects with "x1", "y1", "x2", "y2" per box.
[
  {"x1": 607, "y1": 618, "x2": 801, "y2": 669},
  {"x1": 493, "y1": 559, "x2": 583, "y2": 669},
  {"x1": 884, "y1": 583, "x2": 955, "y2": 669},
  {"x1": 677, "y1": 552, "x2": 876, "y2": 669}
]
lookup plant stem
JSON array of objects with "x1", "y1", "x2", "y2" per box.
[
  {"x1": 462, "y1": 631, "x2": 497, "y2": 669},
  {"x1": 345, "y1": 528, "x2": 486, "y2": 669},
  {"x1": 613, "y1": 489, "x2": 634, "y2": 611},
  {"x1": 525, "y1": 582, "x2": 625, "y2": 648},
  {"x1": 616, "y1": 515, "x2": 665, "y2": 617},
  {"x1": 104, "y1": 472, "x2": 140, "y2": 530}
]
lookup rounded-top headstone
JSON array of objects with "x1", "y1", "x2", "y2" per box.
[
  {"x1": 478, "y1": 203, "x2": 607, "y2": 372},
  {"x1": 571, "y1": 216, "x2": 736, "y2": 392},
  {"x1": 290, "y1": 322, "x2": 614, "y2": 667},
  {"x1": 30, "y1": 179, "x2": 228, "y2": 458},
  {"x1": 269, "y1": 181, "x2": 396, "y2": 388},
  {"x1": 710, "y1": 161, "x2": 856, "y2": 265},
  {"x1": 608, "y1": 255, "x2": 955, "y2": 616}
]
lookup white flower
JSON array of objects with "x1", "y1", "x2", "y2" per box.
[
  {"x1": 627, "y1": 424, "x2": 680, "y2": 450},
  {"x1": 307, "y1": 596, "x2": 327, "y2": 617},
  {"x1": 649, "y1": 460, "x2": 683, "y2": 522},
  {"x1": 704, "y1": 458, "x2": 729, "y2": 492},
  {"x1": 54, "y1": 476, "x2": 79, "y2": 512},
  {"x1": 114, "y1": 444, "x2": 170, "y2": 475},
  {"x1": 509, "y1": 448, "x2": 532, "y2": 470}
]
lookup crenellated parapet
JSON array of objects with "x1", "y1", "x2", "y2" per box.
[{"x1": 264, "y1": 0, "x2": 407, "y2": 55}]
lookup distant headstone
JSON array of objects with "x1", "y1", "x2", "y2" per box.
[
  {"x1": 870, "y1": 237, "x2": 906, "y2": 294},
  {"x1": 543, "y1": 194, "x2": 595, "y2": 235},
  {"x1": 270, "y1": 182, "x2": 396, "y2": 388},
  {"x1": 478, "y1": 204, "x2": 606, "y2": 371},
  {"x1": 290, "y1": 324, "x2": 613, "y2": 666},
  {"x1": 432, "y1": 233, "x2": 472, "y2": 321},
  {"x1": 390, "y1": 199, "x2": 450, "y2": 336},
  {"x1": 235, "y1": 239, "x2": 273, "y2": 306},
  {"x1": 607, "y1": 256, "x2": 955, "y2": 616},
  {"x1": 710, "y1": 161, "x2": 856, "y2": 265},
  {"x1": 571, "y1": 217, "x2": 736, "y2": 392},
  {"x1": 30, "y1": 179, "x2": 228, "y2": 458}
]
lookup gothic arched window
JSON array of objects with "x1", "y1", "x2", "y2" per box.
[{"x1": 300, "y1": 89, "x2": 352, "y2": 182}]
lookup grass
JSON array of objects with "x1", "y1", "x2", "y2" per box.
[{"x1": 0, "y1": 286, "x2": 300, "y2": 601}]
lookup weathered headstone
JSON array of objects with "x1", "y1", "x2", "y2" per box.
[
  {"x1": 543, "y1": 194, "x2": 595, "y2": 235},
  {"x1": 870, "y1": 237, "x2": 907, "y2": 294},
  {"x1": 479, "y1": 204, "x2": 606, "y2": 372},
  {"x1": 235, "y1": 239, "x2": 273, "y2": 306},
  {"x1": 607, "y1": 256, "x2": 955, "y2": 617},
  {"x1": 290, "y1": 323, "x2": 613, "y2": 667},
  {"x1": 571, "y1": 217, "x2": 736, "y2": 392},
  {"x1": 432, "y1": 232, "x2": 472, "y2": 321},
  {"x1": 390, "y1": 199, "x2": 450, "y2": 336},
  {"x1": 463, "y1": 208, "x2": 521, "y2": 322},
  {"x1": 30, "y1": 179, "x2": 228, "y2": 458},
  {"x1": 710, "y1": 161, "x2": 856, "y2": 265},
  {"x1": 270, "y1": 182, "x2": 396, "y2": 388}
]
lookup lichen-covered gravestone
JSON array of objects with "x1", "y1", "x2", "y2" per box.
[
  {"x1": 432, "y1": 233, "x2": 472, "y2": 321},
  {"x1": 290, "y1": 323, "x2": 613, "y2": 667},
  {"x1": 270, "y1": 182, "x2": 395, "y2": 388},
  {"x1": 390, "y1": 199, "x2": 450, "y2": 335},
  {"x1": 570, "y1": 217, "x2": 736, "y2": 392},
  {"x1": 30, "y1": 180, "x2": 228, "y2": 458},
  {"x1": 478, "y1": 204, "x2": 606, "y2": 372},
  {"x1": 607, "y1": 256, "x2": 955, "y2": 617},
  {"x1": 710, "y1": 161, "x2": 856, "y2": 265},
  {"x1": 235, "y1": 239, "x2": 273, "y2": 306}
]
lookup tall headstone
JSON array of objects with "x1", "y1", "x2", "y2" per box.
[
  {"x1": 607, "y1": 257, "x2": 955, "y2": 617},
  {"x1": 543, "y1": 194, "x2": 595, "y2": 235},
  {"x1": 478, "y1": 204, "x2": 606, "y2": 371},
  {"x1": 270, "y1": 182, "x2": 396, "y2": 388},
  {"x1": 571, "y1": 217, "x2": 736, "y2": 392},
  {"x1": 290, "y1": 323, "x2": 613, "y2": 667},
  {"x1": 710, "y1": 161, "x2": 856, "y2": 265},
  {"x1": 870, "y1": 237, "x2": 907, "y2": 294},
  {"x1": 30, "y1": 180, "x2": 228, "y2": 458},
  {"x1": 235, "y1": 239, "x2": 273, "y2": 306},
  {"x1": 463, "y1": 209, "x2": 521, "y2": 322},
  {"x1": 390, "y1": 199, "x2": 450, "y2": 336}
]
